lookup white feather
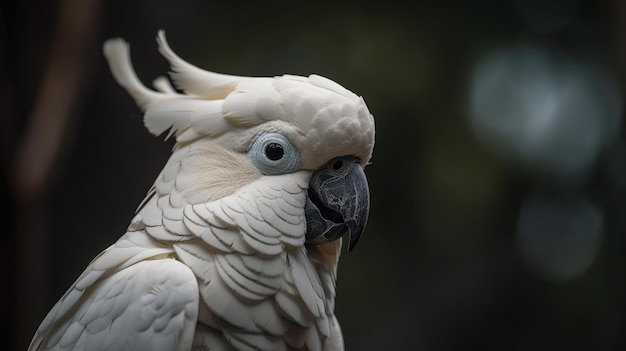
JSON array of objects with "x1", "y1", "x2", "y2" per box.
[
  {"x1": 288, "y1": 249, "x2": 325, "y2": 319},
  {"x1": 182, "y1": 206, "x2": 231, "y2": 252},
  {"x1": 152, "y1": 76, "x2": 177, "y2": 94},
  {"x1": 173, "y1": 241, "x2": 218, "y2": 280},
  {"x1": 214, "y1": 254, "x2": 276, "y2": 301},
  {"x1": 308, "y1": 74, "x2": 353, "y2": 98},
  {"x1": 30, "y1": 248, "x2": 195, "y2": 351},
  {"x1": 102, "y1": 38, "x2": 165, "y2": 111},
  {"x1": 275, "y1": 291, "x2": 314, "y2": 328},
  {"x1": 189, "y1": 101, "x2": 232, "y2": 136},
  {"x1": 156, "y1": 30, "x2": 245, "y2": 99},
  {"x1": 143, "y1": 98, "x2": 196, "y2": 138}
]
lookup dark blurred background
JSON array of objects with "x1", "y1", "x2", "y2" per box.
[{"x1": 3, "y1": 0, "x2": 626, "y2": 350}]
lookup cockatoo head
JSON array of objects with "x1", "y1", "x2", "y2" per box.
[{"x1": 104, "y1": 31, "x2": 375, "y2": 251}]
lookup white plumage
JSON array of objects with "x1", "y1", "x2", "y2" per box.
[{"x1": 29, "y1": 30, "x2": 374, "y2": 351}]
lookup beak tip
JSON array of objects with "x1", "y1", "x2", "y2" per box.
[
  {"x1": 347, "y1": 239, "x2": 357, "y2": 252},
  {"x1": 346, "y1": 222, "x2": 365, "y2": 252}
]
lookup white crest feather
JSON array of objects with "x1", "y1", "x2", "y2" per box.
[
  {"x1": 104, "y1": 31, "x2": 375, "y2": 170},
  {"x1": 103, "y1": 38, "x2": 166, "y2": 111},
  {"x1": 156, "y1": 30, "x2": 246, "y2": 99}
]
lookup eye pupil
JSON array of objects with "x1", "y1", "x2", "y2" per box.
[{"x1": 265, "y1": 143, "x2": 284, "y2": 161}]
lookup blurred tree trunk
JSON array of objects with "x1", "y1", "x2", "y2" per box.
[{"x1": 7, "y1": 0, "x2": 101, "y2": 349}]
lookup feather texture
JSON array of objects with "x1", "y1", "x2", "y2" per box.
[
  {"x1": 29, "y1": 234, "x2": 191, "y2": 350},
  {"x1": 156, "y1": 30, "x2": 245, "y2": 99},
  {"x1": 31, "y1": 30, "x2": 375, "y2": 351},
  {"x1": 103, "y1": 32, "x2": 374, "y2": 169}
]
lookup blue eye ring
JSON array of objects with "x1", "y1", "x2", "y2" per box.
[{"x1": 248, "y1": 133, "x2": 301, "y2": 175}]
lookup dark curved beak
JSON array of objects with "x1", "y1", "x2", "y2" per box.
[{"x1": 304, "y1": 156, "x2": 370, "y2": 251}]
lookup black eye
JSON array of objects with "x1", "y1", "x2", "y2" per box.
[{"x1": 265, "y1": 143, "x2": 284, "y2": 161}]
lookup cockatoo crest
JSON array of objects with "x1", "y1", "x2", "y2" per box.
[{"x1": 103, "y1": 30, "x2": 375, "y2": 170}]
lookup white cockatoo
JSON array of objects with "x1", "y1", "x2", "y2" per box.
[{"x1": 28, "y1": 30, "x2": 375, "y2": 351}]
